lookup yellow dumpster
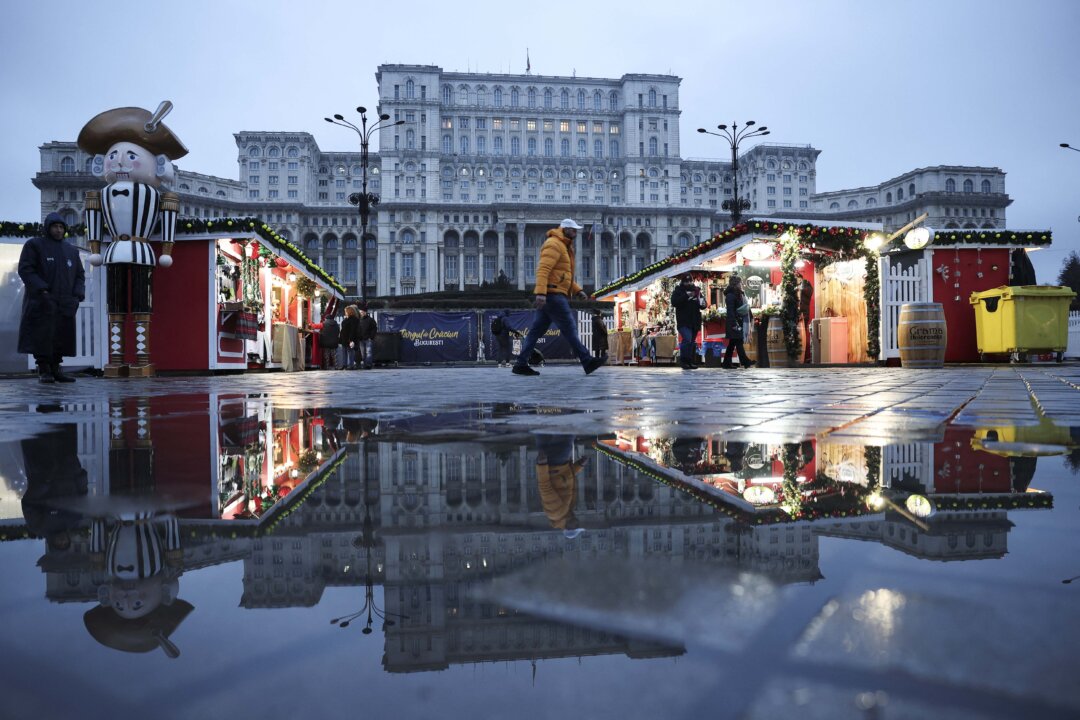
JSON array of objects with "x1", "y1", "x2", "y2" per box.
[{"x1": 969, "y1": 285, "x2": 1075, "y2": 362}]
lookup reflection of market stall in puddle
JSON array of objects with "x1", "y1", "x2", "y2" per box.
[
  {"x1": 155, "y1": 218, "x2": 345, "y2": 372},
  {"x1": 596, "y1": 433, "x2": 880, "y2": 524},
  {"x1": 595, "y1": 220, "x2": 884, "y2": 367},
  {"x1": 0, "y1": 394, "x2": 346, "y2": 530},
  {"x1": 216, "y1": 404, "x2": 347, "y2": 523},
  {"x1": 814, "y1": 426, "x2": 1055, "y2": 561}
]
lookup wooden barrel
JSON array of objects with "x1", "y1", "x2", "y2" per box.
[
  {"x1": 898, "y1": 303, "x2": 947, "y2": 368},
  {"x1": 766, "y1": 317, "x2": 789, "y2": 367}
]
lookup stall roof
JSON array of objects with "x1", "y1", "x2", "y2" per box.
[
  {"x1": 175, "y1": 217, "x2": 346, "y2": 298},
  {"x1": 0, "y1": 217, "x2": 345, "y2": 299}
]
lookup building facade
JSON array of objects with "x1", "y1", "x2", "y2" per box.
[{"x1": 32, "y1": 64, "x2": 1011, "y2": 299}]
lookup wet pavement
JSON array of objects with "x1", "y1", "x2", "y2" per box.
[{"x1": 0, "y1": 364, "x2": 1078, "y2": 719}]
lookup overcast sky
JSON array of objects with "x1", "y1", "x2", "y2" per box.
[{"x1": 2, "y1": 0, "x2": 1077, "y2": 280}]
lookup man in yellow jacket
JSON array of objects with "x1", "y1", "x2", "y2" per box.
[{"x1": 512, "y1": 219, "x2": 605, "y2": 376}]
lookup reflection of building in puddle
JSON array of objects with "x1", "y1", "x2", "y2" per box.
[
  {"x1": 815, "y1": 426, "x2": 1052, "y2": 561},
  {"x1": 239, "y1": 436, "x2": 821, "y2": 672}
]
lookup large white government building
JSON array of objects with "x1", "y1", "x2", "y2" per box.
[{"x1": 33, "y1": 64, "x2": 1012, "y2": 298}]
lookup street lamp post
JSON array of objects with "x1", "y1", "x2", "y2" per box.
[
  {"x1": 697, "y1": 121, "x2": 771, "y2": 227},
  {"x1": 325, "y1": 107, "x2": 405, "y2": 304},
  {"x1": 1062, "y1": 143, "x2": 1080, "y2": 154}
]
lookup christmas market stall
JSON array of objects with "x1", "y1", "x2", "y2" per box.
[
  {"x1": 127, "y1": 217, "x2": 345, "y2": 373},
  {"x1": 596, "y1": 220, "x2": 885, "y2": 367},
  {"x1": 877, "y1": 226, "x2": 1054, "y2": 363}
]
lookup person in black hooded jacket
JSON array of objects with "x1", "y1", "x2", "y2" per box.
[
  {"x1": 338, "y1": 305, "x2": 359, "y2": 369},
  {"x1": 18, "y1": 212, "x2": 85, "y2": 383}
]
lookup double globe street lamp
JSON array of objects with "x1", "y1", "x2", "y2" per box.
[
  {"x1": 325, "y1": 107, "x2": 405, "y2": 304},
  {"x1": 697, "y1": 121, "x2": 771, "y2": 227}
]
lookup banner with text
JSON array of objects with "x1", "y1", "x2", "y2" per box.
[{"x1": 378, "y1": 312, "x2": 477, "y2": 363}]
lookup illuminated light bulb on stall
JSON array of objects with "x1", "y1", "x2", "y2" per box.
[
  {"x1": 867, "y1": 492, "x2": 885, "y2": 511},
  {"x1": 314, "y1": 288, "x2": 321, "y2": 297},
  {"x1": 290, "y1": 468, "x2": 300, "y2": 478},
  {"x1": 287, "y1": 273, "x2": 297, "y2": 283},
  {"x1": 795, "y1": 259, "x2": 806, "y2": 269},
  {"x1": 864, "y1": 233, "x2": 886, "y2": 252}
]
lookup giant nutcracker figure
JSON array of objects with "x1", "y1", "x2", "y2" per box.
[{"x1": 77, "y1": 102, "x2": 187, "y2": 377}]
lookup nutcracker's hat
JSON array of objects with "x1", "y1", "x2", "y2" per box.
[
  {"x1": 84, "y1": 600, "x2": 194, "y2": 657},
  {"x1": 77, "y1": 104, "x2": 188, "y2": 159}
]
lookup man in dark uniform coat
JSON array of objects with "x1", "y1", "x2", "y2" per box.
[{"x1": 18, "y1": 212, "x2": 85, "y2": 383}]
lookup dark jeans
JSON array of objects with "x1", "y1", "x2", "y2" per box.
[
  {"x1": 678, "y1": 326, "x2": 697, "y2": 365},
  {"x1": 723, "y1": 337, "x2": 750, "y2": 366},
  {"x1": 358, "y1": 338, "x2": 374, "y2": 369},
  {"x1": 515, "y1": 294, "x2": 592, "y2": 368}
]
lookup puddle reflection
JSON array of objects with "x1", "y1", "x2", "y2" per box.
[{"x1": 0, "y1": 395, "x2": 1070, "y2": 673}]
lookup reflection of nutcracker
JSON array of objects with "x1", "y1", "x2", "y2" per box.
[{"x1": 78, "y1": 103, "x2": 188, "y2": 377}]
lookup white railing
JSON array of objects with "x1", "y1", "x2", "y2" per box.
[
  {"x1": 880, "y1": 254, "x2": 931, "y2": 360},
  {"x1": 1068, "y1": 310, "x2": 1080, "y2": 359}
]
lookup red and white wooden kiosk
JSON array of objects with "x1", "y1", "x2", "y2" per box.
[{"x1": 149, "y1": 218, "x2": 345, "y2": 372}]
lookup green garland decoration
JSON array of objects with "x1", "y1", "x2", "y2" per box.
[
  {"x1": 779, "y1": 236, "x2": 802, "y2": 360},
  {"x1": 177, "y1": 217, "x2": 345, "y2": 295},
  {"x1": 864, "y1": 257, "x2": 881, "y2": 360},
  {"x1": 0, "y1": 220, "x2": 86, "y2": 240}
]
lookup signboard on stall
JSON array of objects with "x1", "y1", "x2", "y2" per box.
[
  {"x1": 378, "y1": 311, "x2": 477, "y2": 363},
  {"x1": 480, "y1": 309, "x2": 576, "y2": 360}
]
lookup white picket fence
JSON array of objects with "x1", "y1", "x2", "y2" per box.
[
  {"x1": 880, "y1": 255, "x2": 931, "y2": 360},
  {"x1": 1068, "y1": 310, "x2": 1080, "y2": 359},
  {"x1": 882, "y1": 441, "x2": 934, "y2": 490}
]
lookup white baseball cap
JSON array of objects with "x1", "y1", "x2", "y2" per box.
[{"x1": 559, "y1": 218, "x2": 584, "y2": 230}]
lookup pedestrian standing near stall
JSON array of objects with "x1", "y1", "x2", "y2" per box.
[
  {"x1": 339, "y1": 305, "x2": 359, "y2": 370},
  {"x1": 512, "y1": 218, "x2": 604, "y2": 377},
  {"x1": 18, "y1": 212, "x2": 85, "y2": 383},
  {"x1": 671, "y1": 273, "x2": 704, "y2": 370},
  {"x1": 722, "y1": 275, "x2": 754, "y2": 369},
  {"x1": 590, "y1": 309, "x2": 608, "y2": 360},
  {"x1": 356, "y1": 306, "x2": 378, "y2": 370},
  {"x1": 491, "y1": 310, "x2": 513, "y2": 367},
  {"x1": 317, "y1": 314, "x2": 340, "y2": 370}
]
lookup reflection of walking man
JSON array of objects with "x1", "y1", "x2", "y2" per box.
[
  {"x1": 512, "y1": 219, "x2": 604, "y2": 377},
  {"x1": 535, "y1": 434, "x2": 588, "y2": 538},
  {"x1": 18, "y1": 213, "x2": 85, "y2": 383}
]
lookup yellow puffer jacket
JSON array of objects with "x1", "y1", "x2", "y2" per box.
[{"x1": 532, "y1": 228, "x2": 582, "y2": 297}]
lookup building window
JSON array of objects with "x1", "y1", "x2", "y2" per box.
[
  {"x1": 963, "y1": 179, "x2": 974, "y2": 193},
  {"x1": 494, "y1": 87, "x2": 503, "y2": 106},
  {"x1": 511, "y1": 88, "x2": 519, "y2": 106},
  {"x1": 60, "y1": 156, "x2": 75, "y2": 173},
  {"x1": 945, "y1": 178, "x2": 956, "y2": 192},
  {"x1": 981, "y1": 179, "x2": 991, "y2": 193},
  {"x1": 511, "y1": 137, "x2": 520, "y2": 155}
]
